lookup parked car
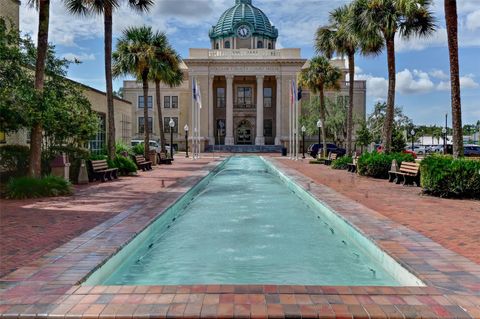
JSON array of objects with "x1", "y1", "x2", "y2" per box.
[
  {"x1": 402, "y1": 149, "x2": 417, "y2": 159},
  {"x1": 464, "y1": 145, "x2": 480, "y2": 156},
  {"x1": 405, "y1": 145, "x2": 427, "y2": 155},
  {"x1": 308, "y1": 143, "x2": 346, "y2": 158},
  {"x1": 131, "y1": 140, "x2": 174, "y2": 154}
]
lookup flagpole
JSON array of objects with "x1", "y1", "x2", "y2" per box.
[
  {"x1": 295, "y1": 89, "x2": 299, "y2": 160},
  {"x1": 191, "y1": 78, "x2": 195, "y2": 160},
  {"x1": 289, "y1": 80, "x2": 292, "y2": 159},
  {"x1": 198, "y1": 85, "x2": 201, "y2": 159}
]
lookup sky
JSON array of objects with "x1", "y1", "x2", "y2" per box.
[{"x1": 19, "y1": 0, "x2": 480, "y2": 126}]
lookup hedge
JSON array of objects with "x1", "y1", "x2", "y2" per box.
[
  {"x1": 6, "y1": 175, "x2": 73, "y2": 199},
  {"x1": 357, "y1": 152, "x2": 415, "y2": 179},
  {"x1": 0, "y1": 144, "x2": 30, "y2": 177},
  {"x1": 420, "y1": 155, "x2": 480, "y2": 199},
  {"x1": 331, "y1": 156, "x2": 352, "y2": 170}
]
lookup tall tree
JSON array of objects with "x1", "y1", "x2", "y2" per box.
[
  {"x1": 352, "y1": 0, "x2": 435, "y2": 152},
  {"x1": 27, "y1": 0, "x2": 50, "y2": 177},
  {"x1": 315, "y1": 4, "x2": 381, "y2": 156},
  {"x1": 444, "y1": 0, "x2": 463, "y2": 157},
  {"x1": 113, "y1": 26, "x2": 157, "y2": 158},
  {"x1": 149, "y1": 33, "x2": 183, "y2": 154},
  {"x1": 64, "y1": 0, "x2": 153, "y2": 160},
  {"x1": 299, "y1": 56, "x2": 341, "y2": 157}
]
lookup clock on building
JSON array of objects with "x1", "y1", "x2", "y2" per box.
[{"x1": 236, "y1": 25, "x2": 251, "y2": 39}]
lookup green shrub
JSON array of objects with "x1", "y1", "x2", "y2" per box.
[
  {"x1": 421, "y1": 155, "x2": 480, "y2": 199},
  {"x1": 0, "y1": 144, "x2": 30, "y2": 176},
  {"x1": 131, "y1": 143, "x2": 144, "y2": 155},
  {"x1": 43, "y1": 146, "x2": 90, "y2": 183},
  {"x1": 331, "y1": 156, "x2": 352, "y2": 170},
  {"x1": 90, "y1": 154, "x2": 108, "y2": 161},
  {"x1": 357, "y1": 152, "x2": 414, "y2": 179},
  {"x1": 115, "y1": 141, "x2": 132, "y2": 156},
  {"x1": 109, "y1": 155, "x2": 137, "y2": 175},
  {"x1": 6, "y1": 175, "x2": 73, "y2": 199}
]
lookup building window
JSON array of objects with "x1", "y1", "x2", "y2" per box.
[
  {"x1": 237, "y1": 87, "x2": 252, "y2": 106},
  {"x1": 268, "y1": 43, "x2": 272, "y2": 49},
  {"x1": 163, "y1": 117, "x2": 178, "y2": 133},
  {"x1": 89, "y1": 113, "x2": 106, "y2": 154},
  {"x1": 138, "y1": 96, "x2": 153, "y2": 108},
  {"x1": 263, "y1": 87, "x2": 272, "y2": 107},
  {"x1": 171, "y1": 96, "x2": 179, "y2": 108},
  {"x1": 216, "y1": 88, "x2": 225, "y2": 108},
  {"x1": 264, "y1": 119, "x2": 273, "y2": 137},
  {"x1": 138, "y1": 117, "x2": 153, "y2": 134},
  {"x1": 257, "y1": 41, "x2": 263, "y2": 49},
  {"x1": 164, "y1": 96, "x2": 170, "y2": 108},
  {"x1": 225, "y1": 40, "x2": 230, "y2": 49},
  {"x1": 120, "y1": 114, "x2": 131, "y2": 144},
  {"x1": 336, "y1": 95, "x2": 350, "y2": 107}
]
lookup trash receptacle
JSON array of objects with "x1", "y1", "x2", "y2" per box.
[
  {"x1": 281, "y1": 147, "x2": 287, "y2": 156},
  {"x1": 50, "y1": 153, "x2": 71, "y2": 180}
]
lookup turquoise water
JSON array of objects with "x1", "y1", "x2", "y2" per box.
[{"x1": 95, "y1": 156, "x2": 411, "y2": 286}]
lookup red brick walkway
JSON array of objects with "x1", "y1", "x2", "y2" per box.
[
  {"x1": 0, "y1": 156, "x2": 217, "y2": 278},
  {"x1": 279, "y1": 157, "x2": 480, "y2": 265}
]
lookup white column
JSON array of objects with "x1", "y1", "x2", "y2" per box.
[
  {"x1": 225, "y1": 75, "x2": 234, "y2": 145},
  {"x1": 275, "y1": 75, "x2": 281, "y2": 145},
  {"x1": 255, "y1": 75, "x2": 265, "y2": 145},
  {"x1": 208, "y1": 75, "x2": 215, "y2": 145}
]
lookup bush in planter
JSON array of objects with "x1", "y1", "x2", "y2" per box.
[
  {"x1": 0, "y1": 144, "x2": 30, "y2": 177},
  {"x1": 357, "y1": 152, "x2": 414, "y2": 179},
  {"x1": 115, "y1": 142, "x2": 132, "y2": 156},
  {"x1": 420, "y1": 155, "x2": 480, "y2": 199},
  {"x1": 331, "y1": 156, "x2": 352, "y2": 170},
  {"x1": 109, "y1": 156, "x2": 137, "y2": 175},
  {"x1": 6, "y1": 175, "x2": 73, "y2": 199},
  {"x1": 131, "y1": 143, "x2": 144, "y2": 155}
]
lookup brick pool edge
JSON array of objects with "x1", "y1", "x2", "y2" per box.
[{"x1": 0, "y1": 156, "x2": 479, "y2": 319}]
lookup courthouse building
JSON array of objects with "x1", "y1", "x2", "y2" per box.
[{"x1": 124, "y1": 0, "x2": 366, "y2": 151}]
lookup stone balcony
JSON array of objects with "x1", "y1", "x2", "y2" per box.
[{"x1": 188, "y1": 48, "x2": 303, "y2": 60}]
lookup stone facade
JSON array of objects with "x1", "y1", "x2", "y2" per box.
[{"x1": 0, "y1": 0, "x2": 20, "y2": 30}]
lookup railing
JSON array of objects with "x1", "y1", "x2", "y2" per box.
[
  {"x1": 339, "y1": 81, "x2": 366, "y2": 90},
  {"x1": 188, "y1": 48, "x2": 302, "y2": 60},
  {"x1": 234, "y1": 103, "x2": 256, "y2": 109}
]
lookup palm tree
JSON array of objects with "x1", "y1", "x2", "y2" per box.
[
  {"x1": 352, "y1": 0, "x2": 435, "y2": 153},
  {"x1": 149, "y1": 33, "x2": 184, "y2": 154},
  {"x1": 27, "y1": 0, "x2": 50, "y2": 177},
  {"x1": 316, "y1": 4, "x2": 382, "y2": 156},
  {"x1": 112, "y1": 26, "x2": 157, "y2": 159},
  {"x1": 444, "y1": 0, "x2": 463, "y2": 157},
  {"x1": 299, "y1": 56, "x2": 341, "y2": 157},
  {"x1": 64, "y1": 0, "x2": 153, "y2": 160}
]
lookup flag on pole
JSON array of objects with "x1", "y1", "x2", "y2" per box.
[
  {"x1": 290, "y1": 79, "x2": 296, "y2": 108},
  {"x1": 196, "y1": 81, "x2": 202, "y2": 109},
  {"x1": 297, "y1": 86, "x2": 302, "y2": 101},
  {"x1": 192, "y1": 78, "x2": 197, "y2": 101}
]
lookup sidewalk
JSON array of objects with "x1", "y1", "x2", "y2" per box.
[
  {"x1": 0, "y1": 156, "x2": 218, "y2": 278},
  {"x1": 278, "y1": 157, "x2": 480, "y2": 265}
]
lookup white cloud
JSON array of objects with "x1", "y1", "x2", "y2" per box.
[
  {"x1": 429, "y1": 69, "x2": 449, "y2": 80},
  {"x1": 62, "y1": 53, "x2": 96, "y2": 62},
  {"x1": 355, "y1": 73, "x2": 388, "y2": 100},
  {"x1": 466, "y1": 10, "x2": 480, "y2": 30},
  {"x1": 396, "y1": 69, "x2": 435, "y2": 94},
  {"x1": 437, "y1": 81, "x2": 450, "y2": 91},
  {"x1": 437, "y1": 74, "x2": 479, "y2": 91}
]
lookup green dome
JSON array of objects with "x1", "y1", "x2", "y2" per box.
[{"x1": 209, "y1": 0, "x2": 278, "y2": 40}]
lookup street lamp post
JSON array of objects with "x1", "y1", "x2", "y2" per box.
[
  {"x1": 410, "y1": 128, "x2": 415, "y2": 153},
  {"x1": 184, "y1": 124, "x2": 189, "y2": 158},
  {"x1": 442, "y1": 127, "x2": 447, "y2": 155},
  {"x1": 316, "y1": 119, "x2": 322, "y2": 158},
  {"x1": 169, "y1": 118, "x2": 175, "y2": 160},
  {"x1": 301, "y1": 125, "x2": 306, "y2": 159}
]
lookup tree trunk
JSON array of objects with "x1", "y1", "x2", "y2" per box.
[
  {"x1": 319, "y1": 87, "x2": 327, "y2": 158},
  {"x1": 104, "y1": 5, "x2": 116, "y2": 160},
  {"x1": 382, "y1": 37, "x2": 396, "y2": 153},
  {"x1": 155, "y1": 80, "x2": 167, "y2": 153},
  {"x1": 347, "y1": 52, "x2": 355, "y2": 156},
  {"x1": 28, "y1": 0, "x2": 50, "y2": 178},
  {"x1": 142, "y1": 72, "x2": 150, "y2": 158},
  {"x1": 445, "y1": 0, "x2": 463, "y2": 158}
]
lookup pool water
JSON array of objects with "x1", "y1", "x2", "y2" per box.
[{"x1": 89, "y1": 156, "x2": 420, "y2": 286}]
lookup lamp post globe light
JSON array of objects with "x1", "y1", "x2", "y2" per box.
[
  {"x1": 316, "y1": 119, "x2": 322, "y2": 157},
  {"x1": 184, "y1": 124, "x2": 189, "y2": 158},
  {"x1": 301, "y1": 125, "x2": 306, "y2": 159},
  {"x1": 169, "y1": 118, "x2": 175, "y2": 160}
]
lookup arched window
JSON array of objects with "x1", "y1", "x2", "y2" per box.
[
  {"x1": 268, "y1": 43, "x2": 272, "y2": 49},
  {"x1": 215, "y1": 42, "x2": 219, "y2": 50},
  {"x1": 257, "y1": 41, "x2": 263, "y2": 49},
  {"x1": 225, "y1": 40, "x2": 231, "y2": 49}
]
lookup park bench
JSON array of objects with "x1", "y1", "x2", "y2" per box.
[
  {"x1": 391, "y1": 161, "x2": 420, "y2": 186},
  {"x1": 324, "y1": 152, "x2": 337, "y2": 166},
  {"x1": 347, "y1": 155, "x2": 358, "y2": 173},
  {"x1": 388, "y1": 159, "x2": 400, "y2": 182},
  {"x1": 87, "y1": 159, "x2": 118, "y2": 182},
  {"x1": 158, "y1": 151, "x2": 173, "y2": 165},
  {"x1": 133, "y1": 155, "x2": 152, "y2": 171}
]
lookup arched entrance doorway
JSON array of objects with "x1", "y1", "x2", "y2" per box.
[{"x1": 236, "y1": 120, "x2": 253, "y2": 145}]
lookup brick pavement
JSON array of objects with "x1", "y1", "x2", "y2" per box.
[{"x1": 279, "y1": 157, "x2": 480, "y2": 265}]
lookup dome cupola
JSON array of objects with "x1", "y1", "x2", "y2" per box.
[{"x1": 209, "y1": 0, "x2": 278, "y2": 50}]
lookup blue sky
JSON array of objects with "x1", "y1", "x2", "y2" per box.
[{"x1": 20, "y1": 0, "x2": 480, "y2": 126}]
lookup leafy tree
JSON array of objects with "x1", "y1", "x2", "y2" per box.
[
  {"x1": 113, "y1": 26, "x2": 157, "y2": 158},
  {"x1": 149, "y1": 33, "x2": 184, "y2": 153},
  {"x1": 64, "y1": 0, "x2": 153, "y2": 160},
  {"x1": 392, "y1": 127, "x2": 406, "y2": 152},
  {"x1": 367, "y1": 102, "x2": 412, "y2": 143},
  {"x1": 316, "y1": 3, "x2": 381, "y2": 156},
  {"x1": 355, "y1": 121, "x2": 372, "y2": 153},
  {"x1": 299, "y1": 56, "x2": 341, "y2": 157},
  {"x1": 352, "y1": 0, "x2": 435, "y2": 152}
]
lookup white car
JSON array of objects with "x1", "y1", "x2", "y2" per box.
[
  {"x1": 131, "y1": 140, "x2": 174, "y2": 154},
  {"x1": 405, "y1": 145, "x2": 427, "y2": 155}
]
